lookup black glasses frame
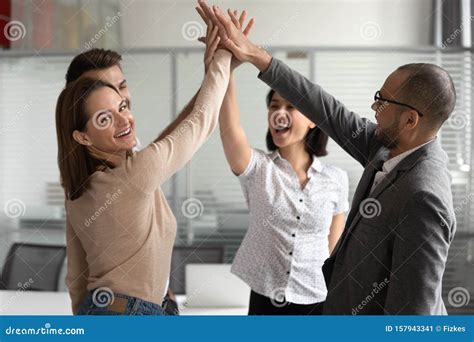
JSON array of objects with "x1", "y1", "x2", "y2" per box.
[{"x1": 374, "y1": 91, "x2": 423, "y2": 117}]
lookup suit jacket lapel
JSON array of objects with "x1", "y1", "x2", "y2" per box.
[
  {"x1": 329, "y1": 149, "x2": 388, "y2": 257},
  {"x1": 330, "y1": 140, "x2": 439, "y2": 258}
]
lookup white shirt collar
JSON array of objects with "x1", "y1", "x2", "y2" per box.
[
  {"x1": 382, "y1": 138, "x2": 435, "y2": 174},
  {"x1": 270, "y1": 150, "x2": 323, "y2": 173}
]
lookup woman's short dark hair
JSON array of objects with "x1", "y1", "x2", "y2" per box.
[
  {"x1": 66, "y1": 49, "x2": 122, "y2": 84},
  {"x1": 265, "y1": 89, "x2": 328, "y2": 157}
]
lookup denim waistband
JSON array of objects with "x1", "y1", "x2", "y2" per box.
[{"x1": 79, "y1": 288, "x2": 165, "y2": 316}]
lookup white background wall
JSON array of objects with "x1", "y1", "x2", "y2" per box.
[{"x1": 120, "y1": 0, "x2": 433, "y2": 48}]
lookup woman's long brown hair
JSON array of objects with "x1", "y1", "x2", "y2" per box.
[{"x1": 56, "y1": 77, "x2": 118, "y2": 201}]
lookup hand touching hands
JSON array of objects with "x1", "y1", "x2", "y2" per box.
[
  {"x1": 196, "y1": 0, "x2": 257, "y2": 71},
  {"x1": 196, "y1": 0, "x2": 272, "y2": 71}
]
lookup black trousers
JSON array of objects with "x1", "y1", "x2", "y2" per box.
[{"x1": 248, "y1": 290, "x2": 324, "y2": 315}]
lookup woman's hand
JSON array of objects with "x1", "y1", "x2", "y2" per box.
[
  {"x1": 197, "y1": 1, "x2": 254, "y2": 71},
  {"x1": 203, "y1": 24, "x2": 220, "y2": 73},
  {"x1": 199, "y1": 1, "x2": 271, "y2": 71}
]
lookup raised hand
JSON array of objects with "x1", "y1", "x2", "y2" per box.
[
  {"x1": 203, "y1": 24, "x2": 220, "y2": 73},
  {"x1": 196, "y1": 1, "x2": 254, "y2": 71}
]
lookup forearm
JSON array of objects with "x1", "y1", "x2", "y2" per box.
[
  {"x1": 219, "y1": 71, "x2": 251, "y2": 175},
  {"x1": 248, "y1": 45, "x2": 272, "y2": 72},
  {"x1": 256, "y1": 55, "x2": 376, "y2": 166},
  {"x1": 143, "y1": 49, "x2": 232, "y2": 184},
  {"x1": 155, "y1": 90, "x2": 200, "y2": 142},
  {"x1": 219, "y1": 73, "x2": 241, "y2": 133}
]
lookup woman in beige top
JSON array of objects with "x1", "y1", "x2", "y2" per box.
[{"x1": 55, "y1": 28, "x2": 230, "y2": 315}]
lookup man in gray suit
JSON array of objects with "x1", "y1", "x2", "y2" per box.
[{"x1": 208, "y1": 4, "x2": 457, "y2": 315}]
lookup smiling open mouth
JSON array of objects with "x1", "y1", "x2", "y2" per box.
[
  {"x1": 114, "y1": 127, "x2": 132, "y2": 138},
  {"x1": 275, "y1": 127, "x2": 290, "y2": 135}
]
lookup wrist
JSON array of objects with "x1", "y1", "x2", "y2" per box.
[{"x1": 248, "y1": 45, "x2": 272, "y2": 72}]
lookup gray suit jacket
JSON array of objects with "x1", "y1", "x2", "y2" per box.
[{"x1": 258, "y1": 57, "x2": 456, "y2": 315}]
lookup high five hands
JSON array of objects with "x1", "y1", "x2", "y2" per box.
[{"x1": 196, "y1": 0, "x2": 272, "y2": 72}]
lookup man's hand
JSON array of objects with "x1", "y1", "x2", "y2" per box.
[
  {"x1": 196, "y1": 2, "x2": 254, "y2": 71},
  {"x1": 196, "y1": 0, "x2": 271, "y2": 71}
]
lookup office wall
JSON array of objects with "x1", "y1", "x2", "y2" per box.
[{"x1": 120, "y1": 0, "x2": 433, "y2": 48}]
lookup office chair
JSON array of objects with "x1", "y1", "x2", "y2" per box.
[{"x1": 0, "y1": 243, "x2": 66, "y2": 292}]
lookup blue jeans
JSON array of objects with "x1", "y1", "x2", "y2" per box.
[{"x1": 77, "y1": 289, "x2": 166, "y2": 316}]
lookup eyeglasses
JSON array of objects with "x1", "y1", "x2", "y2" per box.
[{"x1": 373, "y1": 90, "x2": 423, "y2": 117}]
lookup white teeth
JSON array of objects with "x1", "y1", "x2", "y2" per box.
[{"x1": 115, "y1": 127, "x2": 131, "y2": 138}]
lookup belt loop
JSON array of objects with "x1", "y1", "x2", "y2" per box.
[{"x1": 131, "y1": 296, "x2": 142, "y2": 314}]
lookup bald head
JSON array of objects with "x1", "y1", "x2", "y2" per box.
[{"x1": 396, "y1": 63, "x2": 456, "y2": 131}]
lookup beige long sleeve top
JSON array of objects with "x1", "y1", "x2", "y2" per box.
[{"x1": 65, "y1": 50, "x2": 232, "y2": 314}]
